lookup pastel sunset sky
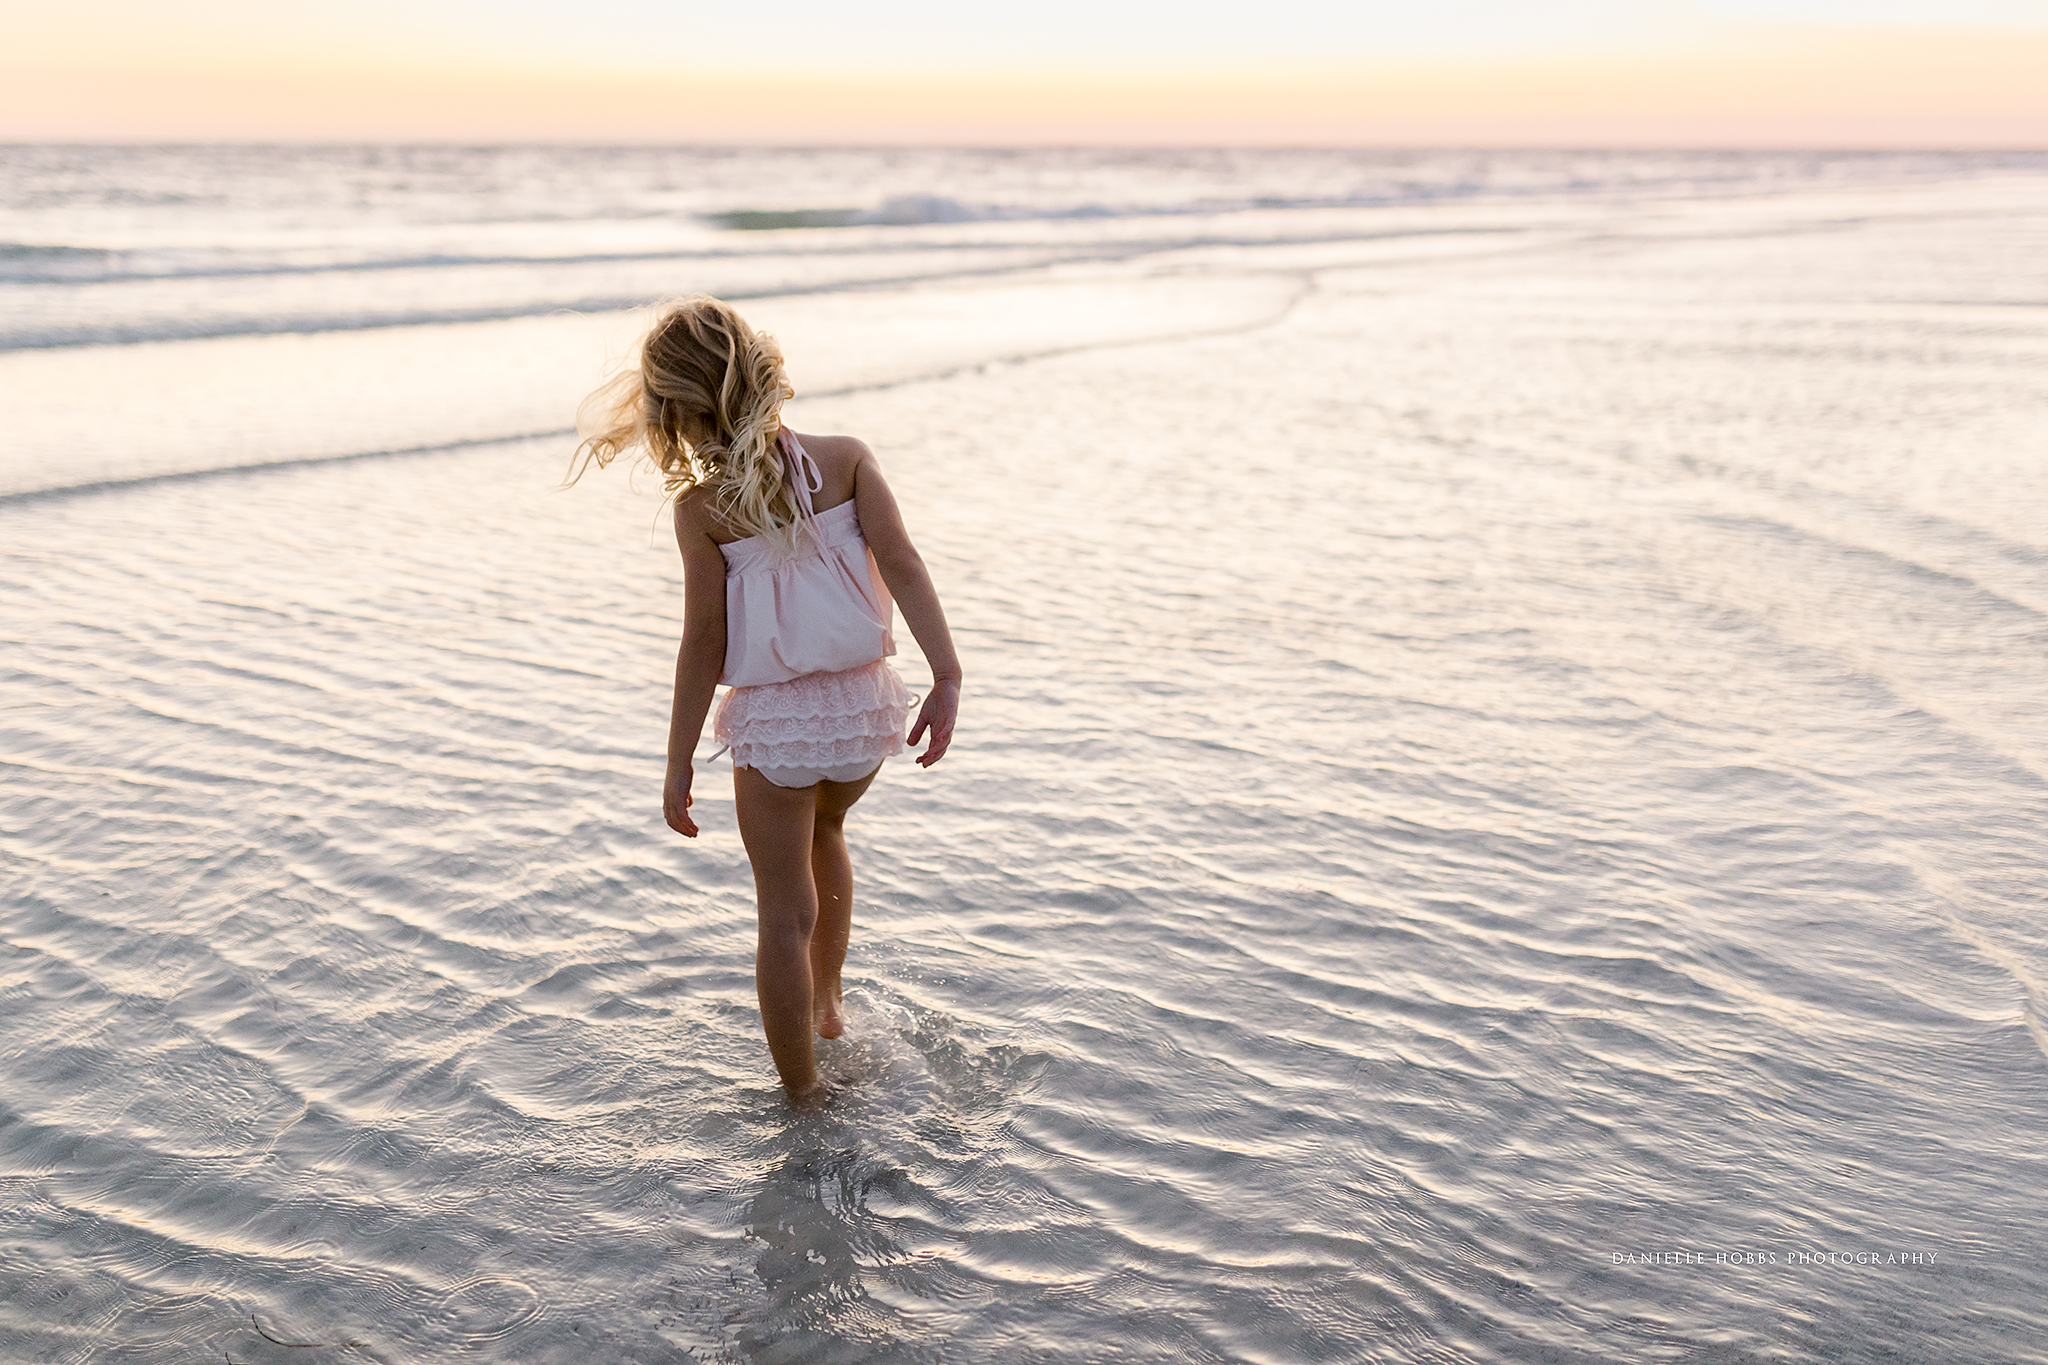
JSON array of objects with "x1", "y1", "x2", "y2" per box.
[{"x1": 6, "y1": 0, "x2": 2046, "y2": 145}]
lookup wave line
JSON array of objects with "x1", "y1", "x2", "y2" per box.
[
  {"x1": 0, "y1": 274, "x2": 1317, "y2": 505},
  {"x1": 0, "y1": 226, "x2": 1501, "y2": 353}
]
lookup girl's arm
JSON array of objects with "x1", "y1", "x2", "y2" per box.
[
  {"x1": 665, "y1": 494, "x2": 730, "y2": 836},
  {"x1": 852, "y1": 444, "x2": 961, "y2": 767}
]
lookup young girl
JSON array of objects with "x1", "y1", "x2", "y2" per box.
[{"x1": 573, "y1": 296, "x2": 962, "y2": 1107}]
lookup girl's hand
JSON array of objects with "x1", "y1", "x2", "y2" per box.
[
  {"x1": 909, "y1": 680, "x2": 959, "y2": 768},
  {"x1": 664, "y1": 765, "x2": 699, "y2": 837}
]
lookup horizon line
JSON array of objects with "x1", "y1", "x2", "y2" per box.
[{"x1": 6, "y1": 139, "x2": 2047, "y2": 152}]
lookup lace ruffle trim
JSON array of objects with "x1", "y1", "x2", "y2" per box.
[
  {"x1": 713, "y1": 659, "x2": 915, "y2": 770},
  {"x1": 725, "y1": 732, "x2": 906, "y2": 769},
  {"x1": 715, "y1": 659, "x2": 911, "y2": 725}
]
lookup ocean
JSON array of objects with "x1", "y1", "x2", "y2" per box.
[{"x1": 2, "y1": 144, "x2": 2046, "y2": 1363}]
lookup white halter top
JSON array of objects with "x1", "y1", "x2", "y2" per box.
[{"x1": 716, "y1": 431, "x2": 897, "y2": 688}]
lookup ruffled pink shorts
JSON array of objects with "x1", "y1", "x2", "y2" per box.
[{"x1": 713, "y1": 657, "x2": 916, "y2": 789}]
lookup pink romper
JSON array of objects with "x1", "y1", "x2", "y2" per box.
[{"x1": 709, "y1": 432, "x2": 916, "y2": 788}]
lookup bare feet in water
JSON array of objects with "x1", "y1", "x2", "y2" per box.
[
  {"x1": 814, "y1": 984, "x2": 845, "y2": 1039},
  {"x1": 786, "y1": 1078, "x2": 832, "y2": 1109}
]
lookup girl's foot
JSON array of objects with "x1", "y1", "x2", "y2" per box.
[
  {"x1": 815, "y1": 984, "x2": 845, "y2": 1040},
  {"x1": 787, "y1": 1078, "x2": 832, "y2": 1109}
]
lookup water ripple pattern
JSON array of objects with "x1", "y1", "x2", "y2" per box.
[{"x1": 2, "y1": 147, "x2": 2046, "y2": 1363}]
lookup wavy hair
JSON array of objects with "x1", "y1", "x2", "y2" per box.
[{"x1": 569, "y1": 296, "x2": 809, "y2": 552}]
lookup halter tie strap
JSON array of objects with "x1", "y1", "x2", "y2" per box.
[{"x1": 780, "y1": 428, "x2": 823, "y2": 543}]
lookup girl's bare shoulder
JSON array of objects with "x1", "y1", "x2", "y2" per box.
[
  {"x1": 790, "y1": 431, "x2": 874, "y2": 507},
  {"x1": 672, "y1": 482, "x2": 714, "y2": 520},
  {"x1": 671, "y1": 483, "x2": 727, "y2": 542},
  {"x1": 796, "y1": 432, "x2": 875, "y2": 475}
]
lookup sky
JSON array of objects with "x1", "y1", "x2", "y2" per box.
[{"x1": 4, "y1": 0, "x2": 2046, "y2": 145}]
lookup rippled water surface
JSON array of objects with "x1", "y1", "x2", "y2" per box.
[{"x1": 3, "y1": 147, "x2": 2048, "y2": 1363}]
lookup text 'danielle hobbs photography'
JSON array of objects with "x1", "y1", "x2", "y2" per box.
[{"x1": 1610, "y1": 1248, "x2": 1944, "y2": 1268}]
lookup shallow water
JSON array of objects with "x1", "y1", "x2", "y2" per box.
[{"x1": 3, "y1": 148, "x2": 2047, "y2": 1363}]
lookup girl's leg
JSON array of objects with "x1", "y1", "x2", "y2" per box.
[
  {"x1": 809, "y1": 764, "x2": 882, "y2": 1039},
  {"x1": 733, "y1": 765, "x2": 825, "y2": 1103}
]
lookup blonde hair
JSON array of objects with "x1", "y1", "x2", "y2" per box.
[{"x1": 569, "y1": 296, "x2": 810, "y2": 552}]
